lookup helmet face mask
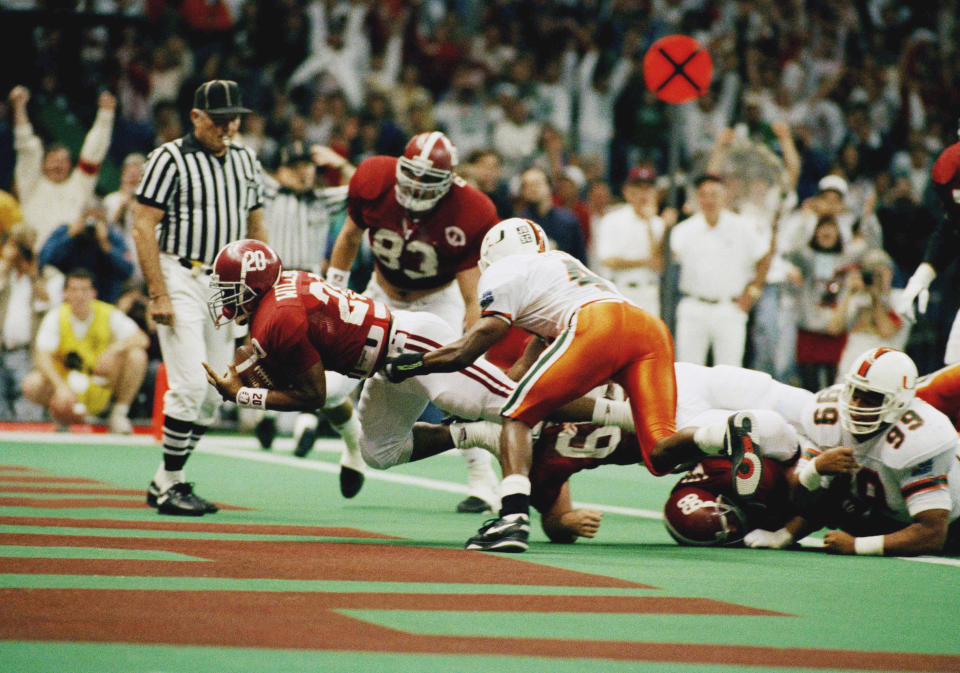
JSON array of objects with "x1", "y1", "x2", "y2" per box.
[
  {"x1": 478, "y1": 217, "x2": 548, "y2": 272},
  {"x1": 207, "y1": 240, "x2": 282, "y2": 328},
  {"x1": 838, "y1": 348, "x2": 917, "y2": 435},
  {"x1": 395, "y1": 132, "x2": 457, "y2": 212}
]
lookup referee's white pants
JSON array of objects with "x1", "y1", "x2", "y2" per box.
[
  {"x1": 674, "y1": 297, "x2": 748, "y2": 367},
  {"x1": 156, "y1": 255, "x2": 234, "y2": 426}
]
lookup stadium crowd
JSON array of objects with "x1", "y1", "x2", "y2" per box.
[{"x1": 0, "y1": 0, "x2": 957, "y2": 430}]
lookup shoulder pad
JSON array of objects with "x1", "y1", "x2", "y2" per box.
[
  {"x1": 880, "y1": 398, "x2": 958, "y2": 469},
  {"x1": 800, "y1": 389, "x2": 843, "y2": 449}
]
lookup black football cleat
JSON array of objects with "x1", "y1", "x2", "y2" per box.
[
  {"x1": 156, "y1": 482, "x2": 217, "y2": 516},
  {"x1": 456, "y1": 496, "x2": 495, "y2": 513},
  {"x1": 254, "y1": 416, "x2": 277, "y2": 450},
  {"x1": 146, "y1": 480, "x2": 161, "y2": 508},
  {"x1": 724, "y1": 411, "x2": 762, "y2": 497},
  {"x1": 339, "y1": 465, "x2": 365, "y2": 498},
  {"x1": 294, "y1": 425, "x2": 317, "y2": 458},
  {"x1": 465, "y1": 513, "x2": 530, "y2": 552}
]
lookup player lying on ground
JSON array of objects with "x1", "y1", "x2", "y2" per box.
[
  {"x1": 201, "y1": 240, "x2": 658, "y2": 512},
  {"x1": 450, "y1": 362, "x2": 812, "y2": 543},
  {"x1": 384, "y1": 218, "x2": 758, "y2": 552},
  {"x1": 745, "y1": 348, "x2": 960, "y2": 556}
]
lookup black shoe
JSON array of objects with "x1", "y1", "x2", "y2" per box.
[
  {"x1": 456, "y1": 495, "x2": 494, "y2": 513},
  {"x1": 724, "y1": 411, "x2": 761, "y2": 496},
  {"x1": 146, "y1": 480, "x2": 160, "y2": 508},
  {"x1": 156, "y1": 482, "x2": 217, "y2": 516},
  {"x1": 294, "y1": 425, "x2": 317, "y2": 458},
  {"x1": 339, "y1": 466, "x2": 365, "y2": 498},
  {"x1": 465, "y1": 513, "x2": 530, "y2": 552},
  {"x1": 255, "y1": 416, "x2": 277, "y2": 450}
]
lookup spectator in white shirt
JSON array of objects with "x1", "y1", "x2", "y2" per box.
[
  {"x1": 670, "y1": 174, "x2": 768, "y2": 366},
  {"x1": 8, "y1": 86, "x2": 116, "y2": 251},
  {"x1": 0, "y1": 224, "x2": 49, "y2": 420},
  {"x1": 595, "y1": 165, "x2": 666, "y2": 317}
]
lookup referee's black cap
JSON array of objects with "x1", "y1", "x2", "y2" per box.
[
  {"x1": 193, "y1": 80, "x2": 252, "y2": 115},
  {"x1": 278, "y1": 141, "x2": 312, "y2": 166}
]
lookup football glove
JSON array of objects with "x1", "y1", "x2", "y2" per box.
[
  {"x1": 383, "y1": 352, "x2": 426, "y2": 383},
  {"x1": 894, "y1": 262, "x2": 935, "y2": 322}
]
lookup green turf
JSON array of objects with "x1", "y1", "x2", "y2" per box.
[{"x1": 3, "y1": 435, "x2": 960, "y2": 672}]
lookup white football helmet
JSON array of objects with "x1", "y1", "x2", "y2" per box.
[
  {"x1": 395, "y1": 131, "x2": 458, "y2": 212},
  {"x1": 478, "y1": 218, "x2": 548, "y2": 272},
  {"x1": 838, "y1": 348, "x2": 917, "y2": 435}
]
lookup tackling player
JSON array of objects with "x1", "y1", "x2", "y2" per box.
[
  {"x1": 325, "y1": 131, "x2": 501, "y2": 513},
  {"x1": 384, "y1": 218, "x2": 756, "y2": 552},
  {"x1": 201, "y1": 240, "x2": 634, "y2": 511},
  {"x1": 745, "y1": 348, "x2": 960, "y2": 556}
]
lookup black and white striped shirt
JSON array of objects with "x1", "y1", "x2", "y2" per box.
[
  {"x1": 262, "y1": 174, "x2": 347, "y2": 273},
  {"x1": 135, "y1": 133, "x2": 264, "y2": 265}
]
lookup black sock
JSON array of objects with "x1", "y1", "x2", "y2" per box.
[
  {"x1": 500, "y1": 493, "x2": 529, "y2": 517},
  {"x1": 162, "y1": 416, "x2": 194, "y2": 472}
]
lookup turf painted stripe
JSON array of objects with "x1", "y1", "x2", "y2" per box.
[{"x1": 0, "y1": 546, "x2": 202, "y2": 561}]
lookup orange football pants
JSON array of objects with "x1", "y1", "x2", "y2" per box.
[{"x1": 501, "y1": 300, "x2": 677, "y2": 473}]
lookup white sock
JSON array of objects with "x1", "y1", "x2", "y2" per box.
[
  {"x1": 450, "y1": 421, "x2": 502, "y2": 459},
  {"x1": 501, "y1": 473, "x2": 531, "y2": 496},
  {"x1": 693, "y1": 422, "x2": 727, "y2": 455},
  {"x1": 153, "y1": 464, "x2": 184, "y2": 490},
  {"x1": 331, "y1": 413, "x2": 365, "y2": 472},
  {"x1": 110, "y1": 403, "x2": 130, "y2": 419},
  {"x1": 592, "y1": 398, "x2": 635, "y2": 432},
  {"x1": 293, "y1": 412, "x2": 318, "y2": 441}
]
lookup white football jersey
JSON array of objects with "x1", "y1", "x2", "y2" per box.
[
  {"x1": 798, "y1": 384, "x2": 960, "y2": 524},
  {"x1": 478, "y1": 250, "x2": 623, "y2": 339}
]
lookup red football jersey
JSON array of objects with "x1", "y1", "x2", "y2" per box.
[
  {"x1": 530, "y1": 422, "x2": 642, "y2": 514},
  {"x1": 347, "y1": 156, "x2": 499, "y2": 290},
  {"x1": 249, "y1": 270, "x2": 392, "y2": 380}
]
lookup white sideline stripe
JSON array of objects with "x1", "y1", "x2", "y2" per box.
[{"x1": 3, "y1": 431, "x2": 959, "y2": 568}]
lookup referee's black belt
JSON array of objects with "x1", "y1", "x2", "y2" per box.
[{"x1": 178, "y1": 257, "x2": 213, "y2": 275}]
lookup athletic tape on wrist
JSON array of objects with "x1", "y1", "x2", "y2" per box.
[
  {"x1": 797, "y1": 458, "x2": 822, "y2": 491},
  {"x1": 854, "y1": 535, "x2": 884, "y2": 556},
  {"x1": 326, "y1": 267, "x2": 350, "y2": 289},
  {"x1": 236, "y1": 386, "x2": 267, "y2": 409}
]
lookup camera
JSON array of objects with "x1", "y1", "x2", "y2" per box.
[
  {"x1": 84, "y1": 216, "x2": 98, "y2": 235},
  {"x1": 64, "y1": 351, "x2": 84, "y2": 371},
  {"x1": 861, "y1": 269, "x2": 874, "y2": 286}
]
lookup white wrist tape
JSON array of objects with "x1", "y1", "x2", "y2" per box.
[
  {"x1": 797, "y1": 458, "x2": 822, "y2": 491},
  {"x1": 236, "y1": 386, "x2": 267, "y2": 409},
  {"x1": 326, "y1": 267, "x2": 351, "y2": 289},
  {"x1": 854, "y1": 535, "x2": 884, "y2": 556}
]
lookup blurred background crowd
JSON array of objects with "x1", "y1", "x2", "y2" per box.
[{"x1": 0, "y1": 0, "x2": 957, "y2": 428}]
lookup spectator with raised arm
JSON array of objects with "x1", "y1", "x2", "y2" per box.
[{"x1": 8, "y1": 86, "x2": 115, "y2": 251}]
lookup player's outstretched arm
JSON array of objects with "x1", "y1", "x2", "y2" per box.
[
  {"x1": 326, "y1": 214, "x2": 364, "y2": 288},
  {"x1": 823, "y1": 509, "x2": 949, "y2": 557},
  {"x1": 203, "y1": 359, "x2": 328, "y2": 412},
  {"x1": 541, "y1": 482, "x2": 603, "y2": 543},
  {"x1": 383, "y1": 315, "x2": 510, "y2": 382}
]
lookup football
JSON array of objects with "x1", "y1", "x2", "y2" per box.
[{"x1": 232, "y1": 343, "x2": 278, "y2": 389}]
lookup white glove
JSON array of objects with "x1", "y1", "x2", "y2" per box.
[
  {"x1": 894, "y1": 263, "x2": 936, "y2": 321},
  {"x1": 743, "y1": 527, "x2": 794, "y2": 549}
]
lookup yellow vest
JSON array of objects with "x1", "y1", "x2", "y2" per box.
[{"x1": 55, "y1": 300, "x2": 114, "y2": 415}]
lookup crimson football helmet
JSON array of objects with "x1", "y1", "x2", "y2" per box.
[
  {"x1": 478, "y1": 217, "x2": 548, "y2": 271},
  {"x1": 663, "y1": 486, "x2": 746, "y2": 546},
  {"x1": 838, "y1": 347, "x2": 917, "y2": 434},
  {"x1": 395, "y1": 131, "x2": 458, "y2": 211},
  {"x1": 208, "y1": 239, "x2": 282, "y2": 327}
]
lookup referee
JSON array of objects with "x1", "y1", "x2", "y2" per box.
[{"x1": 132, "y1": 80, "x2": 267, "y2": 516}]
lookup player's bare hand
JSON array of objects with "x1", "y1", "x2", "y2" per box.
[
  {"x1": 823, "y1": 530, "x2": 856, "y2": 554},
  {"x1": 814, "y1": 447, "x2": 858, "y2": 475},
  {"x1": 310, "y1": 145, "x2": 347, "y2": 169},
  {"x1": 8, "y1": 85, "x2": 29, "y2": 107},
  {"x1": 98, "y1": 91, "x2": 117, "y2": 111},
  {"x1": 203, "y1": 361, "x2": 241, "y2": 401},
  {"x1": 771, "y1": 120, "x2": 791, "y2": 138},
  {"x1": 560, "y1": 508, "x2": 603, "y2": 538},
  {"x1": 148, "y1": 294, "x2": 175, "y2": 326}
]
